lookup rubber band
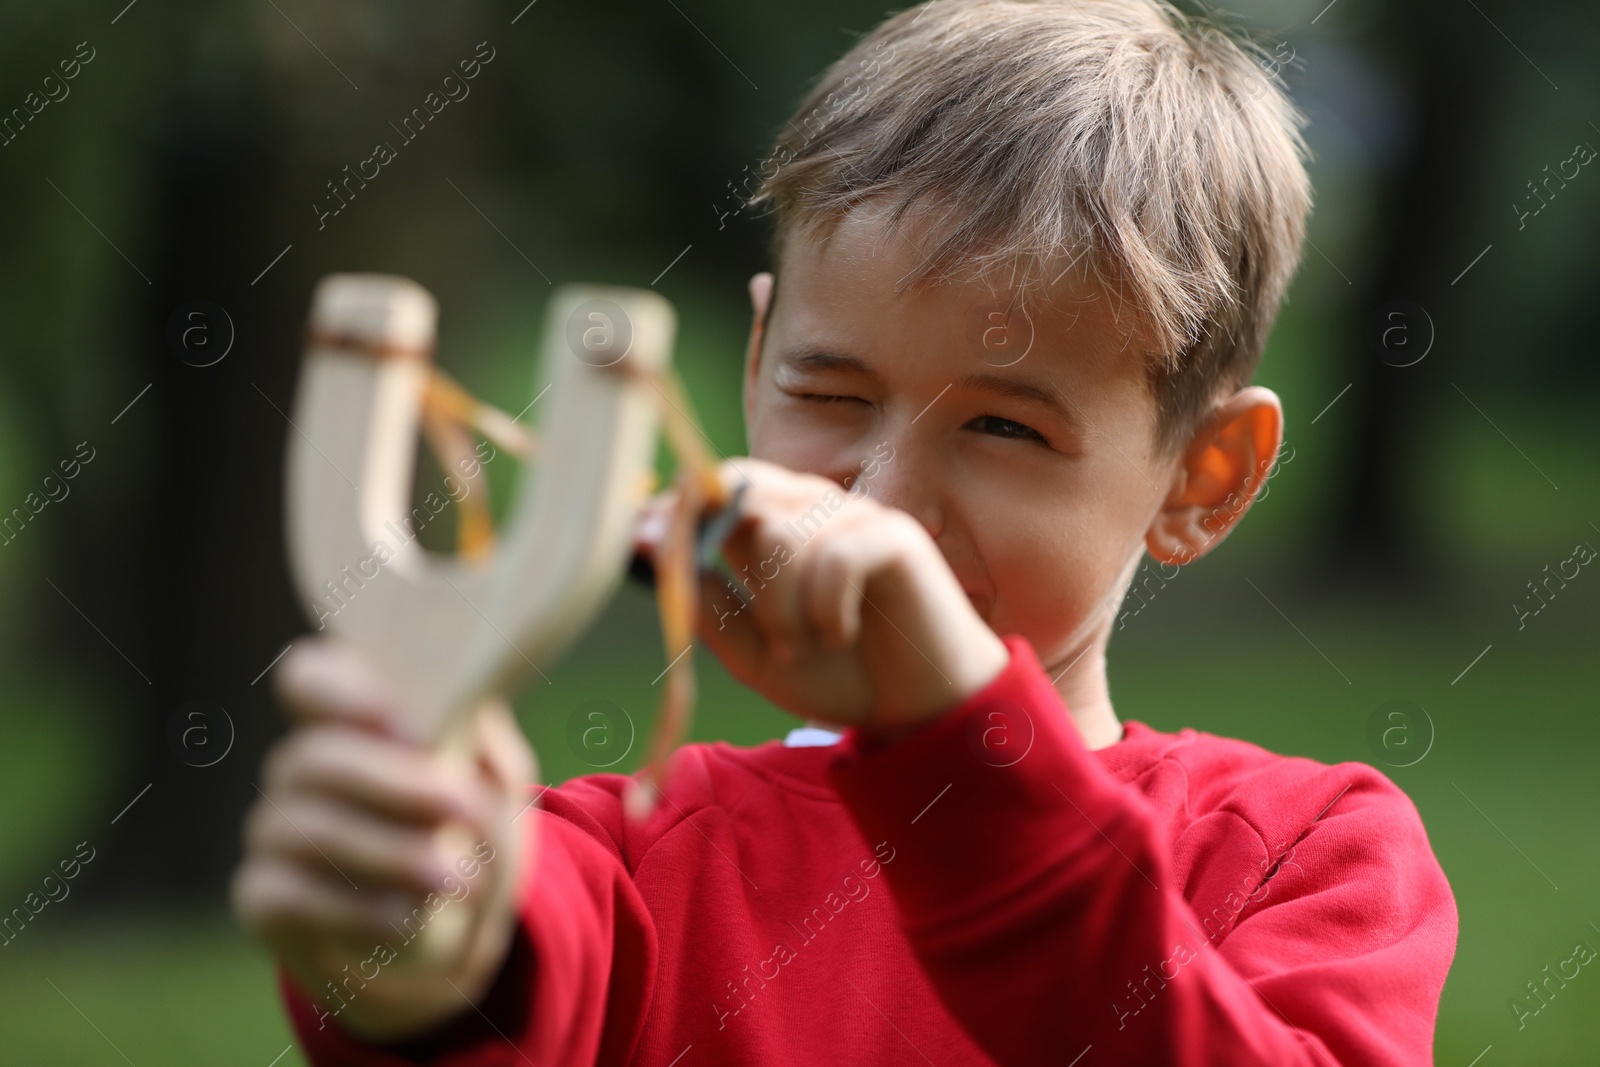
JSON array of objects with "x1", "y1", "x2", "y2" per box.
[{"x1": 419, "y1": 360, "x2": 734, "y2": 820}]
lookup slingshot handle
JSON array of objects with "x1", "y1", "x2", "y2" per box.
[{"x1": 380, "y1": 706, "x2": 496, "y2": 969}]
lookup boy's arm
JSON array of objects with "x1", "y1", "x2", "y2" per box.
[
  {"x1": 278, "y1": 801, "x2": 658, "y2": 1067},
  {"x1": 827, "y1": 635, "x2": 1457, "y2": 1066}
]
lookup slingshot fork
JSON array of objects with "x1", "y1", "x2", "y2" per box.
[{"x1": 284, "y1": 274, "x2": 673, "y2": 748}]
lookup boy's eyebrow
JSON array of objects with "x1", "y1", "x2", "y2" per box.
[{"x1": 779, "y1": 347, "x2": 876, "y2": 376}]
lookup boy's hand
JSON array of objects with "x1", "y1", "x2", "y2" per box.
[
  {"x1": 231, "y1": 640, "x2": 534, "y2": 1043},
  {"x1": 656, "y1": 458, "x2": 1009, "y2": 737}
]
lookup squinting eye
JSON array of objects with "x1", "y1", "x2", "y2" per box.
[
  {"x1": 797, "y1": 393, "x2": 861, "y2": 405},
  {"x1": 967, "y1": 415, "x2": 1047, "y2": 444}
]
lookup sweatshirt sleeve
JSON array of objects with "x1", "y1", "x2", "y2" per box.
[
  {"x1": 277, "y1": 792, "x2": 658, "y2": 1067},
  {"x1": 826, "y1": 634, "x2": 1457, "y2": 1066}
]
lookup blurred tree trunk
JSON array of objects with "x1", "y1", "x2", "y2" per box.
[
  {"x1": 79, "y1": 29, "x2": 303, "y2": 905},
  {"x1": 1323, "y1": 0, "x2": 1497, "y2": 592}
]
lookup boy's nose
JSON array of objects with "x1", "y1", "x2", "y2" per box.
[{"x1": 844, "y1": 436, "x2": 944, "y2": 541}]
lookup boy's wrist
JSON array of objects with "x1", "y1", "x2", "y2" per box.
[
  {"x1": 369, "y1": 911, "x2": 532, "y2": 1056},
  {"x1": 294, "y1": 903, "x2": 524, "y2": 1048},
  {"x1": 857, "y1": 629, "x2": 1011, "y2": 745}
]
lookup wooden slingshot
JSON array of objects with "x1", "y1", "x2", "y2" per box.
[{"x1": 285, "y1": 274, "x2": 729, "y2": 818}]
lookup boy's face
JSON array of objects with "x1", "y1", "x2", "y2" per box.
[{"x1": 742, "y1": 205, "x2": 1185, "y2": 673}]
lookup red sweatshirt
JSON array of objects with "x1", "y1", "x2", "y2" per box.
[{"x1": 280, "y1": 635, "x2": 1457, "y2": 1065}]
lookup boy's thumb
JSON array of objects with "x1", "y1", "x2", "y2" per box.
[
  {"x1": 474, "y1": 696, "x2": 537, "y2": 795},
  {"x1": 693, "y1": 569, "x2": 765, "y2": 676}
]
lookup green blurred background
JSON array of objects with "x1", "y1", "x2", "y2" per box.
[{"x1": 1, "y1": 0, "x2": 1596, "y2": 1062}]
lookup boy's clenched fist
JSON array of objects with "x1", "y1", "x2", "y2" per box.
[
  {"x1": 232, "y1": 641, "x2": 535, "y2": 1042},
  {"x1": 666, "y1": 457, "x2": 1010, "y2": 739}
]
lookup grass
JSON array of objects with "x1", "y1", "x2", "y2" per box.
[{"x1": 0, "y1": 915, "x2": 307, "y2": 1066}]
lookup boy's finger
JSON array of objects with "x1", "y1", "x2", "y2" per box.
[
  {"x1": 473, "y1": 696, "x2": 538, "y2": 799},
  {"x1": 719, "y1": 484, "x2": 823, "y2": 662},
  {"x1": 694, "y1": 569, "x2": 767, "y2": 677},
  {"x1": 264, "y1": 727, "x2": 482, "y2": 829},
  {"x1": 274, "y1": 639, "x2": 418, "y2": 741},
  {"x1": 233, "y1": 856, "x2": 416, "y2": 947},
  {"x1": 714, "y1": 455, "x2": 804, "y2": 503},
  {"x1": 804, "y1": 539, "x2": 864, "y2": 651},
  {"x1": 630, "y1": 487, "x2": 678, "y2": 558},
  {"x1": 244, "y1": 792, "x2": 469, "y2": 899},
  {"x1": 722, "y1": 527, "x2": 809, "y2": 664}
]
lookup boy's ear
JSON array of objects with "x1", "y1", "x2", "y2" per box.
[
  {"x1": 1146, "y1": 386, "x2": 1284, "y2": 566},
  {"x1": 743, "y1": 272, "x2": 775, "y2": 430}
]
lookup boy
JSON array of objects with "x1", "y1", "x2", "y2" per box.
[{"x1": 234, "y1": 0, "x2": 1457, "y2": 1063}]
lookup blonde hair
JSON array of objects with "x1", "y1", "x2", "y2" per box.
[{"x1": 748, "y1": 0, "x2": 1312, "y2": 455}]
